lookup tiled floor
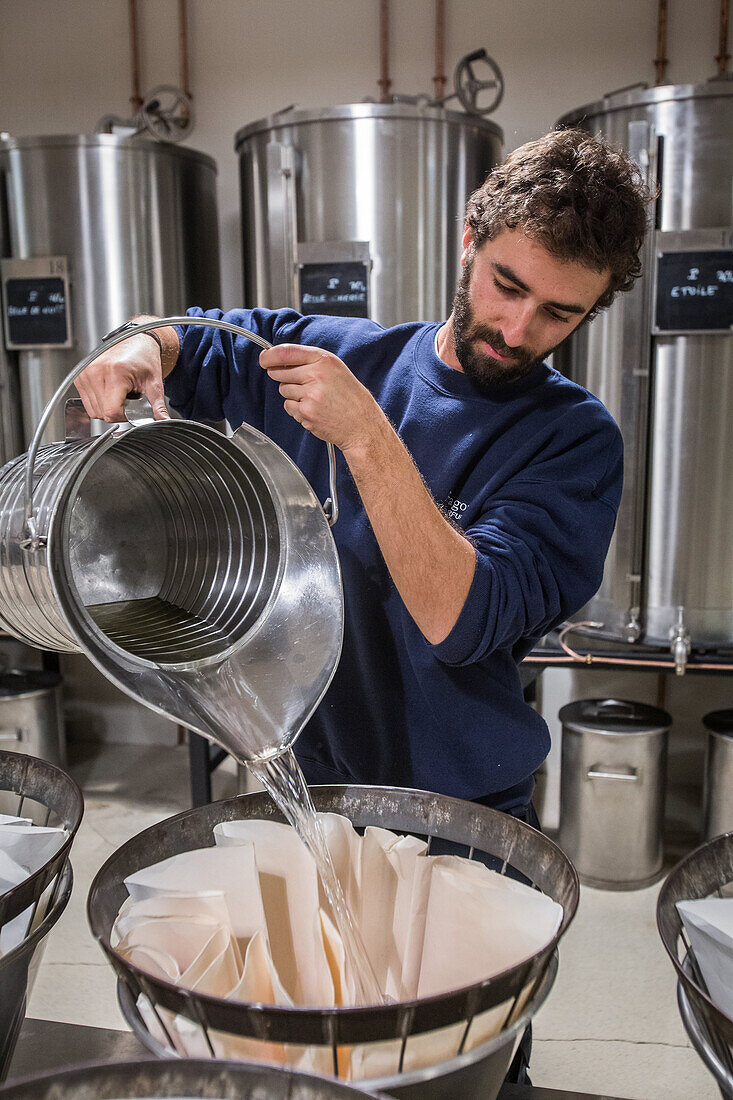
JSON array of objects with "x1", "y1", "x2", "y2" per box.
[{"x1": 26, "y1": 741, "x2": 718, "y2": 1100}]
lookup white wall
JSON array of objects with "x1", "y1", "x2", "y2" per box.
[
  {"x1": 1, "y1": 0, "x2": 729, "y2": 755},
  {"x1": 0, "y1": 0, "x2": 725, "y2": 303}
]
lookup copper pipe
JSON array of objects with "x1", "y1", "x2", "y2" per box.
[
  {"x1": 377, "y1": 0, "x2": 391, "y2": 103},
  {"x1": 433, "y1": 0, "x2": 447, "y2": 99},
  {"x1": 654, "y1": 0, "x2": 669, "y2": 84},
  {"x1": 523, "y1": 653, "x2": 733, "y2": 671},
  {"x1": 128, "y1": 0, "x2": 143, "y2": 112},
  {"x1": 716, "y1": 0, "x2": 731, "y2": 75},
  {"x1": 522, "y1": 623, "x2": 733, "y2": 672},
  {"x1": 178, "y1": 0, "x2": 191, "y2": 98}
]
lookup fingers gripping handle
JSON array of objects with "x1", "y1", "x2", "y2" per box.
[{"x1": 22, "y1": 316, "x2": 339, "y2": 548}]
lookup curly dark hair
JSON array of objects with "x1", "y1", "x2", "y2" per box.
[{"x1": 465, "y1": 128, "x2": 655, "y2": 317}]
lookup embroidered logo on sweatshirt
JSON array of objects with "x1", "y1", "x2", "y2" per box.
[{"x1": 446, "y1": 495, "x2": 468, "y2": 521}]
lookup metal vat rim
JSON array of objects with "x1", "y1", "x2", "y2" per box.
[
  {"x1": 0, "y1": 134, "x2": 217, "y2": 172},
  {"x1": 558, "y1": 80, "x2": 733, "y2": 126},
  {"x1": 234, "y1": 102, "x2": 504, "y2": 149}
]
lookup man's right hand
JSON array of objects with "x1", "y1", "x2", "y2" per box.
[{"x1": 74, "y1": 318, "x2": 178, "y2": 422}]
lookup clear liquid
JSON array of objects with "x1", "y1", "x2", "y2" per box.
[
  {"x1": 150, "y1": 669, "x2": 384, "y2": 1006},
  {"x1": 250, "y1": 748, "x2": 383, "y2": 1006}
]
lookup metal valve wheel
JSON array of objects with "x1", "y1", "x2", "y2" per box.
[
  {"x1": 140, "y1": 84, "x2": 194, "y2": 142},
  {"x1": 454, "y1": 49, "x2": 504, "y2": 116}
]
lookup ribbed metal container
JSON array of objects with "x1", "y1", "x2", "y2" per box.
[
  {"x1": 0, "y1": 441, "x2": 91, "y2": 651},
  {"x1": 0, "y1": 316, "x2": 344, "y2": 763},
  {"x1": 0, "y1": 422, "x2": 281, "y2": 660}
]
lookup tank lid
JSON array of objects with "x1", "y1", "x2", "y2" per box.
[
  {"x1": 558, "y1": 78, "x2": 733, "y2": 127},
  {"x1": 703, "y1": 710, "x2": 733, "y2": 736},
  {"x1": 559, "y1": 698, "x2": 672, "y2": 734},
  {"x1": 234, "y1": 102, "x2": 503, "y2": 149},
  {"x1": 0, "y1": 669, "x2": 62, "y2": 699},
  {"x1": 0, "y1": 133, "x2": 217, "y2": 172}
]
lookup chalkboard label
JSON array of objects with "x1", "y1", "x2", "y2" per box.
[
  {"x1": 1, "y1": 257, "x2": 72, "y2": 348},
  {"x1": 655, "y1": 250, "x2": 733, "y2": 333},
  {"x1": 299, "y1": 261, "x2": 369, "y2": 318},
  {"x1": 5, "y1": 278, "x2": 69, "y2": 345}
]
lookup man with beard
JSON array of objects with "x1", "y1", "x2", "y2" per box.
[{"x1": 77, "y1": 128, "x2": 649, "y2": 822}]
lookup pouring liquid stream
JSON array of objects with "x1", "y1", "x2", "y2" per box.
[
  {"x1": 155, "y1": 669, "x2": 384, "y2": 1007},
  {"x1": 249, "y1": 748, "x2": 384, "y2": 1007}
]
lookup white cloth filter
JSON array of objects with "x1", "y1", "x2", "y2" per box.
[
  {"x1": 676, "y1": 898, "x2": 733, "y2": 1020},
  {"x1": 114, "y1": 813, "x2": 562, "y2": 1080},
  {"x1": 0, "y1": 815, "x2": 66, "y2": 956}
]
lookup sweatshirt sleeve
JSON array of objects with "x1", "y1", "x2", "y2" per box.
[
  {"x1": 430, "y1": 418, "x2": 623, "y2": 666},
  {"x1": 165, "y1": 306, "x2": 306, "y2": 428}
]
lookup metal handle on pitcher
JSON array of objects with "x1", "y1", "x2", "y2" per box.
[{"x1": 23, "y1": 315, "x2": 339, "y2": 546}]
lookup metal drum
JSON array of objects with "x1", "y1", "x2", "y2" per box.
[
  {"x1": 235, "y1": 104, "x2": 503, "y2": 325},
  {"x1": 702, "y1": 710, "x2": 733, "y2": 840},
  {"x1": 555, "y1": 83, "x2": 733, "y2": 654},
  {"x1": 0, "y1": 670, "x2": 65, "y2": 767},
  {"x1": 0, "y1": 317, "x2": 343, "y2": 764},
  {"x1": 0, "y1": 135, "x2": 220, "y2": 447},
  {"x1": 558, "y1": 699, "x2": 671, "y2": 888}
]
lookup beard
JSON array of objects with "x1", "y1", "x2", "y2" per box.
[{"x1": 451, "y1": 252, "x2": 549, "y2": 389}]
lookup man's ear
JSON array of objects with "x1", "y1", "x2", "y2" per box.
[{"x1": 460, "y1": 223, "x2": 474, "y2": 266}]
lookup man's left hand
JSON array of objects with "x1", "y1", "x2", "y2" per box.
[{"x1": 259, "y1": 344, "x2": 383, "y2": 455}]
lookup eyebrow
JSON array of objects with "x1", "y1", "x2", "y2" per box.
[{"x1": 492, "y1": 261, "x2": 588, "y2": 315}]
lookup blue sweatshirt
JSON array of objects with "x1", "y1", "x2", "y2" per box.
[{"x1": 167, "y1": 308, "x2": 623, "y2": 810}]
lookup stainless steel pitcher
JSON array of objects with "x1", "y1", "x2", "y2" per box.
[{"x1": 0, "y1": 318, "x2": 344, "y2": 762}]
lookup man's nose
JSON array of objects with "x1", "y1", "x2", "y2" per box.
[{"x1": 500, "y1": 302, "x2": 535, "y2": 348}]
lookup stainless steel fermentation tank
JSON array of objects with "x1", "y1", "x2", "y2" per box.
[
  {"x1": 235, "y1": 104, "x2": 503, "y2": 326},
  {"x1": 0, "y1": 135, "x2": 221, "y2": 449},
  {"x1": 555, "y1": 83, "x2": 733, "y2": 660},
  {"x1": 0, "y1": 173, "x2": 23, "y2": 468}
]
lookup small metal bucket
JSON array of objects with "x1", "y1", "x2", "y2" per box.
[
  {"x1": 0, "y1": 318, "x2": 343, "y2": 762},
  {"x1": 558, "y1": 698, "x2": 671, "y2": 889},
  {"x1": 702, "y1": 710, "x2": 733, "y2": 841},
  {"x1": 0, "y1": 669, "x2": 65, "y2": 767}
]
